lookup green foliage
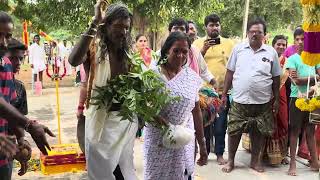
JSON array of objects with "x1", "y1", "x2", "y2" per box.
[
  {"x1": 12, "y1": 0, "x2": 96, "y2": 34},
  {"x1": 5, "y1": 0, "x2": 304, "y2": 41},
  {"x1": 121, "y1": 0, "x2": 223, "y2": 31},
  {"x1": 0, "y1": 0, "x2": 11, "y2": 12},
  {"x1": 48, "y1": 29, "x2": 76, "y2": 41},
  {"x1": 8, "y1": 0, "x2": 223, "y2": 36},
  {"x1": 91, "y1": 52, "x2": 179, "y2": 128},
  {"x1": 269, "y1": 28, "x2": 294, "y2": 45},
  {"x1": 217, "y1": 0, "x2": 302, "y2": 38}
]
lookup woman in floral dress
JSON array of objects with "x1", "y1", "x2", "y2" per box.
[{"x1": 143, "y1": 32, "x2": 208, "y2": 180}]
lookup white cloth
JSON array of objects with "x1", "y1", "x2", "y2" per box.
[
  {"x1": 58, "y1": 44, "x2": 72, "y2": 75},
  {"x1": 58, "y1": 44, "x2": 69, "y2": 59},
  {"x1": 85, "y1": 52, "x2": 138, "y2": 180},
  {"x1": 227, "y1": 42, "x2": 282, "y2": 104},
  {"x1": 29, "y1": 43, "x2": 46, "y2": 74}
]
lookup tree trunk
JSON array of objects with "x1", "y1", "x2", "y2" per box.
[{"x1": 132, "y1": 8, "x2": 148, "y2": 35}]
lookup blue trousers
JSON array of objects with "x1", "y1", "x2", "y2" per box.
[
  {"x1": 213, "y1": 100, "x2": 229, "y2": 156},
  {"x1": 204, "y1": 95, "x2": 230, "y2": 156}
]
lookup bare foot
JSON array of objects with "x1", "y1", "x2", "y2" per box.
[
  {"x1": 217, "y1": 155, "x2": 227, "y2": 165},
  {"x1": 250, "y1": 164, "x2": 265, "y2": 173},
  {"x1": 288, "y1": 161, "x2": 297, "y2": 176},
  {"x1": 222, "y1": 161, "x2": 234, "y2": 173},
  {"x1": 250, "y1": 157, "x2": 264, "y2": 173},
  {"x1": 310, "y1": 161, "x2": 320, "y2": 172}
]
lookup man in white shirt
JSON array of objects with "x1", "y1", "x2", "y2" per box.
[
  {"x1": 29, "y1": 35, "x2": 46, "y2": 87},
  {"x1": 58, "y1": 40, "x2": 72, "y2": 75},
  {"x1": 221, "y1": 18, "x2": 281, "y2": 173}
]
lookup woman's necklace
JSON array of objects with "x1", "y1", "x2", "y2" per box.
[{"x1": 161, "y1": 64, "x2": 180, "y2": 80}]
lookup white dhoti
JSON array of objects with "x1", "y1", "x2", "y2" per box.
[
  {"x1": 85, "y1": 111, "x2": 138, "y2": 180},
  {"x1": 85, "y1": 54, "x2": 138, "y2": 180}
]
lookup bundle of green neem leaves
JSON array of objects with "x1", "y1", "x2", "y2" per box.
[{"x1": 90, "y1": 52, "x2": 179, "y2": 132}]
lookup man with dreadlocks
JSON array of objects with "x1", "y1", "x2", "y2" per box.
[{"x1": 69, "y1": 1, "x2": 138, "y2": 180}]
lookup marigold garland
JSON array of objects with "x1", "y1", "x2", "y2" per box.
[
  {"x1": 301, "y1": 0, "x2": 320, "y2": 5},
  {"x1": 303, "y1": 23, "x2": 320, "y2": 31},
  {"x1": 301, "y1": 0, "x2": 320, "y2": 70},
  {"x1": 301, "y1": 51, "x2": 320, "y2": 66},
  {"x1": 295, "y1": 97, "x2": 320, "y2": 111},
  {"x1": 302, "y1": 5, "x2": 320, "y2": 25}
]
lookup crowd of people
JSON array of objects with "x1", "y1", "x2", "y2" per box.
[{"x1": 1, "y1": 0, "x2": 320, "y2": 179}]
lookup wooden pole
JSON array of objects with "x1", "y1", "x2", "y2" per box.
[{"x1": 242, "y1": 0, "x2": 250, "y2": 40}]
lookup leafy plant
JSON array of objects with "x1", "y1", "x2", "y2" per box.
[{"x1": 90, "y1": 52, "x2": 179, "y2": 129}]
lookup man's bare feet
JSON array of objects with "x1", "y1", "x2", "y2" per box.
[
  {"x1": 310, "y1": 161, "x2": 320, "y2": 172},
  {"x1": 222, "y1": 161, "x2": 234, "y2": 173},
  {"x1": 288, "y1": 161, "x2": 297, "y2": 176},
  {"x1": 250, "y1": 155, "x2": 264, "y2": 173},
  {"x1": 217, "y1": 155, "x2": 227, "y2": 165},
  {"x1": 250, "y1": 163, "x2": 265, "y2": 173}
]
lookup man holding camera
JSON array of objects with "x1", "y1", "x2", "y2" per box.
[{"x1": 193, "y1": 13, "x2": 235, "y2": 165}]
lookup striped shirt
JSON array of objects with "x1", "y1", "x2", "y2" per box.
[{"x1": 0, "y1": 56, "x2": 17, "y2": 168}]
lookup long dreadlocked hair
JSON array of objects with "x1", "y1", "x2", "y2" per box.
[
  {"x1": 97, "y1": 3, "x2": 133, "y2": 71},
  {"x1": 86, "y1": 3, "x2": 133, "y2": 108}
]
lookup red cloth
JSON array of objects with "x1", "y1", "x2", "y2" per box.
[
  {"x1": 264, "y1": 84, "x2": 289, "y2": 164},
  {"x1": 274, "y1": 86, "x2": 288, "y2": 138},
  {"x1": 316, "y1": 126, "x2": 320, "y2": 158},
  {"x1": 297, "y1": 126, "x2": 320, "y2": 160},
  {"x1": 298, "y1": 132, "x2": 311, "y2": 160}
]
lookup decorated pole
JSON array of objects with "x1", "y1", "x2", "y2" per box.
[
  {"x1": 46, "y1": 58, "x2": 66, "y2": 144},
  {"x1": 42, "y1": 60, "x2": 86, "y2": 176},
  {"x1": 295, "y1": 0, "x2": 320, "y2": 124},
  {"x1": 22, "y1": 20, "x2": 29, "y2": 48},
  {"x1": 300, "y1": 0, "x2": 320, "y2": 66},
  {"x1": 39, "y1": 30, "x2": 54, "y2": 42}
]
